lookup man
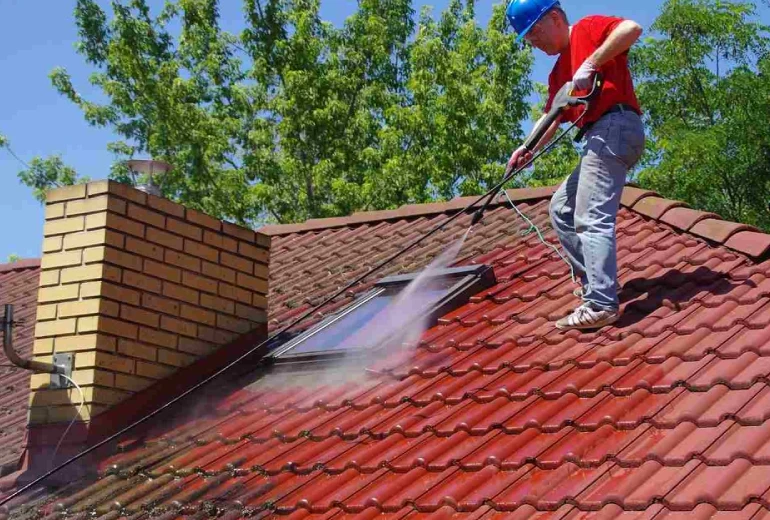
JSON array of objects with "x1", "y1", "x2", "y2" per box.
[{"x1": 506, "y1": 0, "x2": 646, "y2": 331}]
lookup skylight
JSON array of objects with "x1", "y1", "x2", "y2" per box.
[{"x1": 269, "y1": 265, "x2": 495, "y2": 362}]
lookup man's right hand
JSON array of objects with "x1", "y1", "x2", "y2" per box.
[{"x1": 508, "y1": 145, "x2": 533, "y2": 174}]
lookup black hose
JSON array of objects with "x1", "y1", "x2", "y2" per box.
[{"x1": 0, "y1": 106, "x2": 589, "y2": 509}]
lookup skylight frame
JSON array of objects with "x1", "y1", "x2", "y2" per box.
[{"x1": 269, "y1": 264, "x2": 495, "y2": 364}]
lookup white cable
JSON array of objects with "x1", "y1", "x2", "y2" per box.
[
  {"x1": 50, "y1": 374, "x2": 85, "y2": 468},
  {"x1": 501, "y1": 189, "x2": 577, "y2": 284}
]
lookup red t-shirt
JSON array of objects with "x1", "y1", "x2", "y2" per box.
[{"x1": 545, "y1": 15, "x2": 642, "y2": 127}]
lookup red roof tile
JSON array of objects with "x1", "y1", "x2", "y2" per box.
[
  {"x1": 0, "y1": 259, "x2": 40, "y2": 476},
  {"x1": 5, "y1": 186, "x2": 770, "y2": 517}
]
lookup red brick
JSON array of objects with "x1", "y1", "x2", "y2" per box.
[
  {"x1": 221, "y1": 252, "x2": 253, "y2": 274},
  {"x1": 162, "y1": 282, "x2": 199, "y2": 305},
  {"x1": 186, "y1": 209, "x2": 221, "y2": 231},
  {"x1": 184, "y1": 239, "x2": 219, "y2": 262},
  {"x1": 182, "y1": 271, "x2": 218, "y2": 294},
  {"x1": 200, "y1": 293, "x2": 234, "y2": 314},
  {"x1": 144, "y1": 259, "x2": 182, "y2": 283},
  {"x1": 164, "y1": 249, "x2": 201, "y2": 273},
  {"x1": 128, "y1": 203, "x2": 166, "y2": 229},
  {"x1": 167, "y1": 218, "x2": 203, "y2": 241},
  {"x1": 203, "y1": 230, "x2": 237, "y2": 253},
  {"x1": 146, "y1": 226, "x2": 183, "y2": 251}
]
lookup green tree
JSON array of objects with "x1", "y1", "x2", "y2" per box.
[
  {"x1": 30, "y1": 0, "x2": 531, "y2": 225},
  {"x1": 631, "y1": 0, "x2": 770, "y2": 228}
]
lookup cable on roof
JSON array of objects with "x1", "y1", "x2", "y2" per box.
[{"x1": 0, "y1": 106, "x2": 590, "y2": 510}]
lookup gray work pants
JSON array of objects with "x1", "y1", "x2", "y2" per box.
[{"x1": 549, "y1": 108, "x2": 646, "y2": 311}]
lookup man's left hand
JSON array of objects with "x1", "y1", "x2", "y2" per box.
[{"x1": 572, "y1": 59, "x2": 598, "y2": 91}]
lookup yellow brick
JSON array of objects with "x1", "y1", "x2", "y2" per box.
[
  {"x1": 44, "y1": 216, "x2": 84, "y2": 236},
  {"x1": 147, "y1": 194, "x2": 185, "y2": 218},
  {"x1": 235, "y1": 304, "x2": 268, "y2": 324},
  {"x1": 46, "y1": 183, "x2": 86, "y2": 203},
  {"x1": 158, "y1": 349, "x2": 195, "y2": 368},
  {"x1": 136, "y1": 361, "x2": 175, "y2": 380},
  {"x1": 120, "y1": 305, "x2": 160, "y2": 328},
  {"x1": 221, "y1": 252, "x2": 253, "y2": 274},
  {"x1": 45, "y1": 405, "x2": 106, "y2": 423},
  {"x1": 184, "y1": 239, "x2": 219, "y2": 263},
  {"x1": 36, "y1": 304, "x2": 57, "y2": 321},
  {"x1": 30, "y1": 373, "x2": 53, "y2": 390},
  {"x1": 216, "y1": 314, "x2": 253, "y2": 334},
  {"x1": 164, "y1": 249, "x2": 201, "y2": 273},
  {"x1": 35, "y1": 318, "x2": 76, "y2": 338},
  {"x1": 219, "y1": 283, "x2": 251, "y2": 304},
  {"x1": 178, "y1": 337, "x2": 216, "y2": 357},
  {"x1": 200, "y1": 293, "x2": 234, "y2": 314},
  {"x1": 80, "y1": 281, "x2": 141, "y2": 306},
  {"x1": 43, "y1": 236, "x2": 63, "y2": 253},
  {"x1": 59, "y1": 299, "x2": 119, "y2": 318},
  {"x1": 146, "y1": 227, "x2": 183, "y2": 250},
  {"x1": 67, "y1": 195, "x2": 126, "y2": 216},
  {"x1": 239, "y1": 242, "x2": 270, "y2": 264},
  {"x1": 63, "y1": 229, "x2": 125, "y2": 250},
  {"x1": 38, "y1": 284, "x2": 79, "y2": 303},
  {"x1": 41, "y1": 250, "x2": 82, "y2": 269},
  {"x1": 128, "y1": 203, "x2": 166, "y2": 229},
  {"x1": 256, "y1": 233, "x2": 271, "y2": 249},
  {"x1": 162, "y1": 282, "x2": 199, "y2": 305},
  {"x1": 201, "y1": 261, "x2": 236, "y2": 284},
  {"x1": 114, "y1": 373, "x2": 154, "y2": 392},
  {"x1": 198, "y1": 326, "x2": 236, "y2": 345},
  {"x1": 75, "y1": 350, "x2": 135, "y2": 374},
  {"x1": 61, "y1": 263, "x2": 121, "y2": 284},
  {"x1": 202, "y1": 230, "x2": 237, "y2": 253},
  {"x1": 254, "y1": 263, "x2": 269, "y2": 280},
  {"x1": 117, "y1": 339, "x2": 157, "y2": 362},
  {"x1": 39, "y1": 269, "x2": 60, "y2": 287},
  {"x1": 139, "y1": 327, "x2": 177, "y2": 349},
  {"x1": 27, "y1": 407, "x2": 48, "y2": 424},
  {"x1": 77, "y1": 315, "x2": 100, "y2": 333},
  {"x1": 106, "y1": 180, "x2": 147, "y2": 205},
  {"x1": 142, "y1": 293, "x2": 180, "y2": 316},
  {"x1": 182, "y1": 271, "x2": 217, "y2": 294},
  {"x1": 85, "y1": 212, "x2": 108, "y2": 230},
  {"x1": 29, "y1": 389, "x2": 72, "y2": 407},
  {"x1": 55, "y1": 334, "x2": 116, "y2": 353},
  {"x1": 144, "y1": 259, "x2": 182, "y2": 283},
  {"x1": 253, "y1": 293, "x2": 268, "y2": 308},
  {"x1": 160, "y1": 315, "x2": 197, "y2": 338},
  {"x1": 45, "y1": 203, "x2": 65, "y2": 220},
  {"x1": 70, "y1": 369, "x2": 114, "y2": 387},
  {"x1": 166, "y1": 218, "x2": 203, "y2": 241},
  {"x1": 222, "y1": 222, "x2": 255, "y2": 243},
  {"x1": 126, "y1": 236, "x2": 164, "y2": 261},
  {"x1": 99, "y1": 316, "x2": 139, "y2": 340},
  {"x1": 236, "y1": 272, "x2": 269, "y2": 294},
  {"x1": 185, "y1": 209, "x2": 221, "y2": 231},
  {"x1": 87, "y1": 179, "x2": 110, "y2": 196},
  {"x1": 123, "y1": 270, "x2": 162, "y2": 294},
  {"x1": 180, "y1": 304, "x2": 215, "y2": 326},
  {"x1": 33, "y1": 338, "x2": 54, "y2": 355}
]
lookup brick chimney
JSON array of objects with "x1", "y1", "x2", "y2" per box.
[{"x1": 29, "y1": 180, "x2": 270, "y2": 425}]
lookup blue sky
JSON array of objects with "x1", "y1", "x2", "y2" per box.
[{"x1": 0, "y1": 0, "x2": 754, "y2": 261}]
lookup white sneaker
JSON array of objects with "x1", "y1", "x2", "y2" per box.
[{"x1": 556, "y1": 304, "x2": 619, "y2": 331}]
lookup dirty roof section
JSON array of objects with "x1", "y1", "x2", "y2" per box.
[
  {"x1": 0, "y1": 260, "x2": 40, "y2": 476},
  {"x1": 6, "y1": 186, "x2": 770, "y2": 517}
]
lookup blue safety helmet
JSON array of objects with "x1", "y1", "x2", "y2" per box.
[{"x1": 506, "y1": 0, "x2": 561, "y2": 42}]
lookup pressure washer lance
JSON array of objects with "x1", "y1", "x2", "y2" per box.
[{"x1": 470, "y1": 74, "x2": 604, "y2": 227}]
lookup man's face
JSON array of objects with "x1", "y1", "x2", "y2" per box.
[{"x1": 524, "y1": 11, "x2": 568, "y2": 56}]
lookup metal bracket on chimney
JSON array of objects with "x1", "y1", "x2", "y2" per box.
[{"x1": 50, "y1": 353, "x2": 74, "y2": 389}]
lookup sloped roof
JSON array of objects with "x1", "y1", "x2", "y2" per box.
[
  {"x1": 5, "y1": 186, "x2": 770, "y2": 517},
  {"x1": 0, "y1": 260, "x2": 41, "y2": 476}
]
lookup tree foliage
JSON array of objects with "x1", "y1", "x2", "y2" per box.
[
  {"x1": 631, "y1": 0, "x2": 770, "y2": 228},
  {"x1": 32, "y1": 0, "x2": 532, "y2": 225}
]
